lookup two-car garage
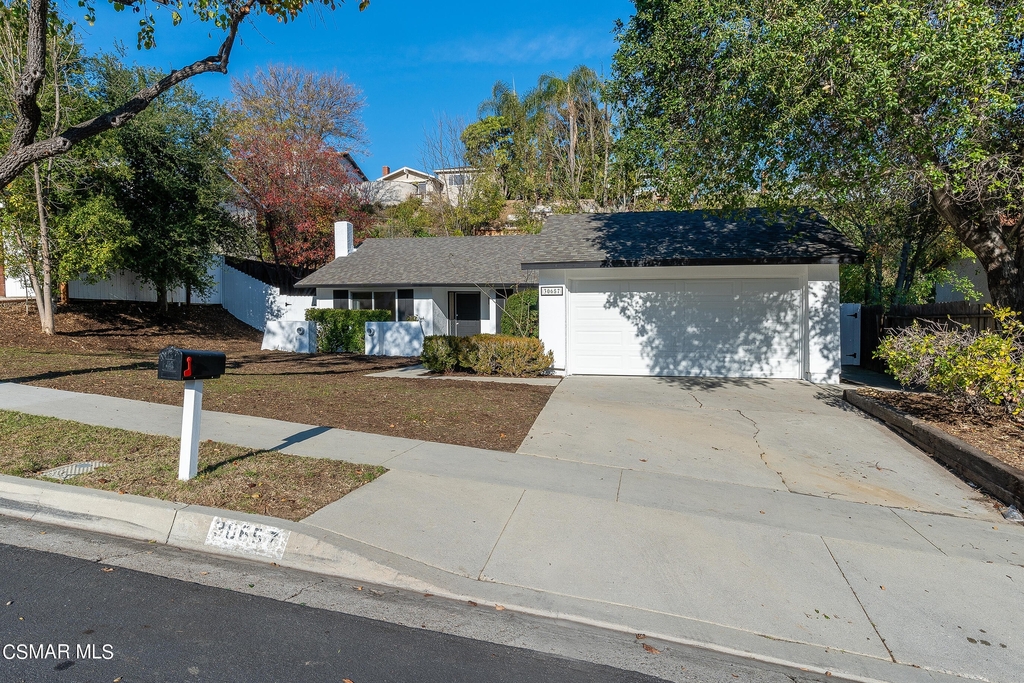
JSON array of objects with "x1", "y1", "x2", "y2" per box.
[
  {"x1": 567, "y1": 276, "x2": 804, "y2": 378},
  {"x1": 527, "y1": 210, "x2": 863, "y2": 384}
]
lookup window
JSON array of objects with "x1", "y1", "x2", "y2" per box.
[
  {"x1": 332, "y1": 290, "x2": 349, "y2": 310},
  {"x1": 350, "y1": 291, "x2": 373, "y2": 310},
  {"x1": 348, "y1": 291, "x2": 398, "y2": 320},
  {"x1": 397, "y1": 290, "x2": 415, "y2": 321},
  {"x1": 450, "y1": 174, "x2": 465, "y2": 186},
  {"x1": 373, "y1": 291, "x2": 396, "y2": 319}
]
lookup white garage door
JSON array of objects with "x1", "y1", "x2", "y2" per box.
[{"x1": 569, "y1": 278, "x2": 803, "y2": 378}]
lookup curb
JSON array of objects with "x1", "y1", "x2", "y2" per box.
[
  {"x1": 843, "y1": 389, "x2": 1024, "y2": 509},
  {"x1": 0, "y1": 473, "x2": 977, "y2": 683}
]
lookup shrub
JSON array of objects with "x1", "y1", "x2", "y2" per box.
[
  {"x1": 305, "y1": 309, "x2": 393, "y2": 353},
  {"x1": 876, "y1": 306, "x2": 1024, "y2": 416},
  {"x1": 422, "y1": 334, "x2": 553, "y2": 376},
  {"x1": 421, "y1": 335, "x2": 463, "y2": 373},
  {"x1": 501, "y1": 289, "x2": 539, "y2": 338},
  {"x1": 461, "y1": 334, "x2": 554, "y2": 376}
]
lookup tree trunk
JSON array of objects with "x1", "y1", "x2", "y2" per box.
[
  {"x1": 59, "y1": 281, "x2": 68, "y2": 303},
  {"x1": 930, "y1": 186, "x2": 1024, "y2": 311},
  {"x1": 156, "y1": 287, "x2": 168, "y2": 312},
  {"x1": 32, "y1": 163, "x2": 54, "y2": 334},
  {"x1": 893, "y1": 240, "x2": 912, "y2": 304}
]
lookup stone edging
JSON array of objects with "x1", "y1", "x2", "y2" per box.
[{"x1": 843, "y1": 389, "x2": 1024, "y2": 509}]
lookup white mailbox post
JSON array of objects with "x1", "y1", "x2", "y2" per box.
[
  {"x1": 179, "y1": 380, "x2": 204, "y2": 480},
  {"x1": 157, "y1": 347, "x2": 227, "y2": 481}
]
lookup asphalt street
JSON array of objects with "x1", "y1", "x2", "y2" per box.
[
  {"x1": 0, "y1": 542, "x2": 669, "y2": 683},
  {"x1": 0, "y1": 516, "x2": 839, "y2": 683}
]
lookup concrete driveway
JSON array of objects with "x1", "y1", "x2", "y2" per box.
[{"x1": 517, "y1": 376, "x2": 994, "y2": 516}]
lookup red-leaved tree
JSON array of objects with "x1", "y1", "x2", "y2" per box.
[{"x1": 229, "y1": 133, "x2": 368, "y2": 270}]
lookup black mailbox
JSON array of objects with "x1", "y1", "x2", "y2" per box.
[{"x1": 158, "y1": 347, "x2": 226, "y2": 381}]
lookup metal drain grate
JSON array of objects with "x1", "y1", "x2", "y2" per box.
[{"x1": 38, "y1": 461, "x2": 108, "y2": 481}]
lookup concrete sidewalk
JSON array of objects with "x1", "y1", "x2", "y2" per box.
[{"x1": 1, "y1": 382, "x2": 1022, "y2": 683}]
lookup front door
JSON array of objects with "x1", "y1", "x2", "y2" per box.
[{"x1": 450, "y1": 291, "x2": 481, "y2": 337}]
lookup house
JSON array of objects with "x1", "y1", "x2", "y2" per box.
[
  {"x1": 432, "y1": 166, "x2": 478, "y2": 205},
  {"x1": 299, "y1": 209, "x2": 863, "y2": 383},
  {"x1": 340, "y1": 152, "x2": 369, "y2": 183},
  {"x1": 296, "y1": 221, "x2": 538, "y2": 336},
  {"x1": 362, "y1": 166, "x2": 442, "y2": 206},
  {"x1": 360, "y1": 165, "x2": 481, "y2": 207},
  {"x1": 935, "y1": 257, "x2": 992, "y2": 303}
]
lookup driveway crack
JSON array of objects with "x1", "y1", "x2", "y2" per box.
[
  {"x1": 688, "y1": 392, "x2": 704, "y2": 409},
  {"x1": 736, "y1": 409, "x2": 791, "y2": 492}
]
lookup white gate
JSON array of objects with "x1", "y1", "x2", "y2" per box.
[{"x1": 840, "y1": 303, "x2": 862, "y2": 366}]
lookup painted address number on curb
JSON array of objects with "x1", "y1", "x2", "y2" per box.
[{"x1": 204, "y1": 517, "x2": 290, "y2": 560}]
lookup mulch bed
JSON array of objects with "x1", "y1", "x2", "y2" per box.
[
  {"x1": 860, "y1": 389, "x2": 1024, "y2": 472},
  {"x1": 0, "y1": 301, "x2": 554, "y2": 452}
]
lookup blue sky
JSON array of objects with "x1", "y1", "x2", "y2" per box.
[{"x1": 75, "y1": 0, "x2": 635, "y2": 177}]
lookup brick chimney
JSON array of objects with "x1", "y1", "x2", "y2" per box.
[
  {"x1": 334, "y1": 221, "x2": 354, "y2": 258},
  {"x1": 381, "y1": 165, "x2": 391, "y2": 177}
]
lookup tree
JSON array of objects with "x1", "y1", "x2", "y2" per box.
[
  {"x1": 88, "y1": 55, "x2": 238, "y2": 309},
  {"x1": 230, "y1": 64, "x2": 366, "y2": 149},
  {"x1": 228, "y1": 65, "x2": 369, "y2": 270},
  {"x1": 0, "y1": 0, "x2": 368, "y2": 192},
  {"x1": 230, "y1": 131, "x2": 367, "y2": 270},
  {"x1": 611, "y1": 0, "x2": 1024, "y2": 309},
  {"x1": 0, "y1": 0, "x2": 102, "y2": 333},
  {"x1": 470, "y1": 67, "x2": 633, "y2": 211}
]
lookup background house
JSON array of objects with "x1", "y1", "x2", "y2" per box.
[
  {"x1": 359, "y1": 165, "x2": 480, "y2": 207},
  {"x1": 934, "y1": 257, "x2": 992, "y2": 303}
]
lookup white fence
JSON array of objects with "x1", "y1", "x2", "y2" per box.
[
  {"x1": 69, "y1": 259, "x2": 223, "y2": 304},
  {"x1": 58, "y1": 256, "x2": 313, "y2": 334},
  {"x1": 221, "y1": 264, "x2": 312, "y2": 331}
]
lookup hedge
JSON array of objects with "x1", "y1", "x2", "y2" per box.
[
  {"x1": 500, "y1": 289, "x2": 539, "y2": 338},
  {"x1": 421, "y1": 334, "x2": 553, "y2": 376},
  {"x1": 305, "y1": 309, "x2": 393, "y2": 353}
]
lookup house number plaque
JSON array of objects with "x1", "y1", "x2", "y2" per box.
[{"x1": 540, "y1": 286, "x2": 564, "y2": 296}]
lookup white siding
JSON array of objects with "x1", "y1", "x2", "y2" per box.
[{"x1": 538, "y1": 270, "x2": 568, "y2": 372}]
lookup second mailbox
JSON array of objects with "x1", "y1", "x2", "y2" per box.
[{"x1": 158, "y1": 347, "x2": 226, "y2": 381}]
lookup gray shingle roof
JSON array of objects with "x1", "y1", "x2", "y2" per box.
[
  {"x1": 522, "y1": 209, "x2": 864, "y2": 269},
  {"x1": 297, "y1": 209, "x2": 863, "y2": 288},
  {"x1": 295, "y1": 235, "x2": 540, "y2": 288}
]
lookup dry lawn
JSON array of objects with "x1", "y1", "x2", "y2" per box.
[{"x1": 0, "y1": 410, "x2": 384, "y2": 521}]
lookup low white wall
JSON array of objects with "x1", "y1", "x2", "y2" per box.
[
  {"x1": 262, "y1": 320, "x2": 318, "y2": 353},
  {"x1": 365, "y1": 321, "x2": 424, "y2": 356}
]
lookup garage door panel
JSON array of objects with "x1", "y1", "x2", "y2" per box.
[{"x1": 569, "y1": 278, "x2": 802, "y2": 378}]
